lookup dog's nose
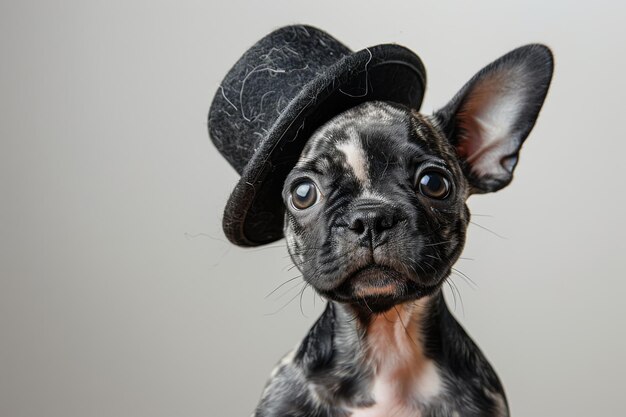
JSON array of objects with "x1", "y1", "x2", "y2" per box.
[{"x1": 347, "y1": 203, "x2": 397, "y2": 247}]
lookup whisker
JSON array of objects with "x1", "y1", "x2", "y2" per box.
[
  {"x1": 361, "y1": 296, "x2": 374, "y2": 314},
  {"x1": 299, "y1": 282, "x2": 310, "y2": 318},
  {"x1": 423, "y1": 239, "x2": 455, "y2": 247},
  {"x1": 446, "y1": 280, "x2": 458, "y2": 312},
  {"x1": 413, "y1": 260, "x2": 428, "y2": 276},
  {"x1": 403, "y1": 256, "x2": 424, "y2": 280},
  {"x1": 382, "y1": 309, "x2": 395, "y2": 323},
  {"x1": 451, "y1": 267, "x2": 477, "y2": 288},
  {"x1": 282, "y1": 247, "x2": 324, "y2": 259},
  {"x1": 264, "y1": 282, "x2": 306, "y2": 316},
  {"x1": 470, "y1": 221, "x2": 507, "y2": 240},
  {"x1": 286, "y1": 256, "x2": 316, "y2": 271},
  {"x1": 272, "y1": 277, "x2": 305, "y2": 301},
  {"x1": 393, "y1": 305, "x2": 420, "y2": 350},
  {"x1": 265, "y1": 275, "x2": 302, "y2": 298},
  {"x1": 184, "y1": 232, "x2": 229, "y2": 244},
  {"x1": 420, "y1": 260, "x2": 438, "y2": 274},
  {"x1": 446, "y1": 278, "x2": 466, "y2": 317}
]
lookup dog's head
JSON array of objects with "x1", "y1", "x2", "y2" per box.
[{"x1": 282, "y1": 45, "x2": 553, "y2": 312}]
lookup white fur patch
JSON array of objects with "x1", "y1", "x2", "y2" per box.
[
  {"x1": 349, "y1": 300, "x2": 443, "y2": 417},
  {"x1": 336, "y1": 133, "x2": 370, "y2": 186},
  {"x1": 484, "y1": 389, "x2": 508, "y2": 417},
  {"x1": 269, "y1": 349, "x2": 295, "y2": 378},
  {"x1": 415, "y1": 361, "x2": 442, "y2": 401}
]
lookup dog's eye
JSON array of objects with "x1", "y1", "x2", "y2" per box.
[
  {"x1": 416, "y1": 170, "x2": 451, "y2": 199},
  {"x1": 291, "y1": 181, "x2": 320, "y2": 210}
]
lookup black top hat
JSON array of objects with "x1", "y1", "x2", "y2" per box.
[{"x1": 208, "y1": 25, "x2": 426, "y2": 246}]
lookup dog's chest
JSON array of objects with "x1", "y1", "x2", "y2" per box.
[
  {"x1": 348, "y1": 363, "x2": 441, "y2": 417},
  {"x1": 347, "y1": 309, "x2": 443, "y2": 417}
]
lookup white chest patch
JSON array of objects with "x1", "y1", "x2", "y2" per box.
[
  {"x1": 348, "y1": 302, "x2": 443, "y2": 417},
  {"x1": 335, "y1": 133, "x2": 370, "y2": 186}
]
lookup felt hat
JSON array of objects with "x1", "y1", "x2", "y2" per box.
[{"x1": 208, "y1": 25, "x2": 426, "y2": 246}]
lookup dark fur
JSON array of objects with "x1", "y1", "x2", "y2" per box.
[{"x1": 253, "y1": 45, "x2": 553, "y2": 417}]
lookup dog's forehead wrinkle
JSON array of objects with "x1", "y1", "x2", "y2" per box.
[
  {"x1": 297, "y1": 135, "x2": 329, "y2": 168},
  {"x1": 356, "y1": 101, "x2": 410, "y2": 123},
  {"x1": 296, "y1": 102, "x2": 416, "y2": 176}
]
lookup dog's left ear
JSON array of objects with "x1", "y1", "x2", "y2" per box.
[{"x1": 435, "y1": 45, "x2": 553, "y2": 193}]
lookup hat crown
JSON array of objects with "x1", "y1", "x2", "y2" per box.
[
  {"x1": 208, "y1": 25, "x2": 426, "y2": 246},
  {"x1": 209, "y1": 25, "x2": 351, "y2": 174}
]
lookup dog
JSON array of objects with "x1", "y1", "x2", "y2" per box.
[{"x1": 252, "y1": 45, "x2": 552, "y2": 417}]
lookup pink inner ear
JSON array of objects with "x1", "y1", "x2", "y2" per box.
[{"x1": 456, "y1": 68, "x2": 526, "y2": 179}]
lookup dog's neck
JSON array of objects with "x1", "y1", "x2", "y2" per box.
[
  {"x1": 295, "y1": 291, "x2": 466, "y2": 409},
  {"x1": 351, "y1": 297, "x2": 444, "y2": 413},
  {"x1": 338, "y1": 296, "x2": 434, "y2": 368}
]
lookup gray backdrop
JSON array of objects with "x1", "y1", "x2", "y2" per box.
[{"x1": 1, "y1": 1, "x2": 624, "y2": 416}]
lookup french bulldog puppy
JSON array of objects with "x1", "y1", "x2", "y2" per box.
[{"x1": 254, "y1": 45, "x2": 553, "y2": 417}]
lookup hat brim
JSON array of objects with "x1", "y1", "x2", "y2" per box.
[{"x1": 222, "y1": 44, "x2": 426, "y2": 246}]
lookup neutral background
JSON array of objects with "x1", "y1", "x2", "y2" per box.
[{"x1": 1, "y1": 1, "x2": 624, "y2": 416}]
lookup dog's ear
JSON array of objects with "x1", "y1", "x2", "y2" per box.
[{"x1": 435, "y1": 45, "x2": 553, "y2": 193}]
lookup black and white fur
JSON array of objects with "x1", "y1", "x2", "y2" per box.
[{"x1": 254, "y1": 45, "x2": 553, "y2": 417}]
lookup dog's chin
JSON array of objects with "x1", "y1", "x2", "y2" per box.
[{"x1": 318, "y1": 265, "x2": 440, "y2": 314}]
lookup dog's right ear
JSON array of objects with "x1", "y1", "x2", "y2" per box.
[{"x1": 435, "y1": 45, "x2": 553, "y2": 193}]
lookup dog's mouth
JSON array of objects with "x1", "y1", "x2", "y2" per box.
[
  {"x1": 320, "y1": 264, "x2": 438, "y2": 313},
  {"x1": 342, "y1": 265, "x2": 405, "y2": 297}
]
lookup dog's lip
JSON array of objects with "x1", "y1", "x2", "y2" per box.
[{"x1": 343, "y1": 264, "x2": 406, "y2": 297}]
